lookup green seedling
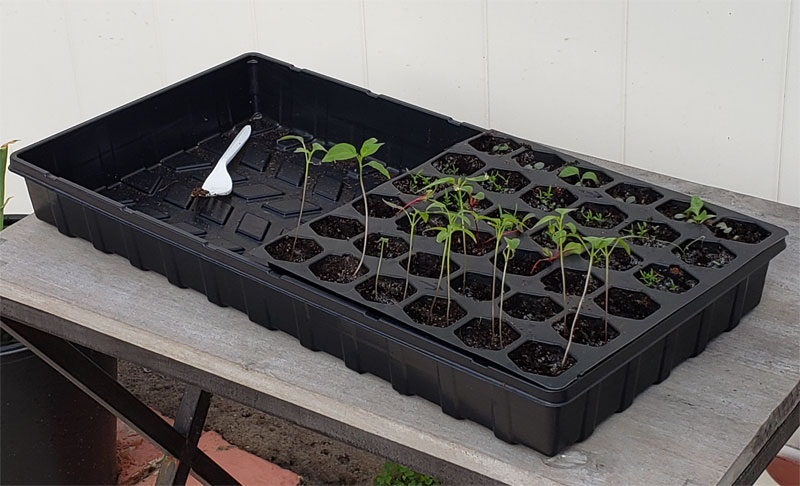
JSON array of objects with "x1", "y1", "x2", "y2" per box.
[
  {"x1": 535, "y1": 186, "x2": 556, "y2": 210},
  {"x1": 437, "y1": 160, "x2": 458, "y2": 175},
  {"x1": 0, "y1": 140, "x2": 19, "y2": 232},
  {"x1": 322, "y1": 137, "x2": 391, "y2": 275},
  {"x1": 714, "y1": 221, "x2": 733, "y2": 234},
  {"x1": 667, "y1": 280, "x2": 680, "y2": 292},
  {"x1": 278, "y1": 135, "x2": 327, "y2": 250},
  {"x1": 375, "y1": 461, "x2": 440, "y2": 486},
  {"x1": 497, "y1": 236, "x2": 520, "y2": 344},
  {"x1": 429, "y1": 202, "x2": 475, "y2": 322},
  {"x1": 484, "y1": 171, "x2": 510, "y2": 192},
  {"x1": 405, "y1": 169, "x2": 434, "y2": 194},
  {"x1": 581, "y1": 208, "x2": 605, "y2": 224},
  {"x1": 638, "y1": 268, "x2": 663, "y2": 288},
  {"x1": 385, "y1": 200, "x2": 430, "y2": 299},
  {"x1": 674, "y1": 195, "x2": 715, "y2": 224},
  {"x1": 559, "y1": 166, "x2": 599, "y2": 187},
  {"x1": 596, "y1": 236, "x2": 631, "y2": 341},
  {"x1": 491, "y1": 143, "x2": 511, "y2": 154},
  {"x1": 534, "y1": 208, "x2": 582, "y2": 331},
  {"x1": 374, "y1": 236, "x2": 390, "y2": 300}
]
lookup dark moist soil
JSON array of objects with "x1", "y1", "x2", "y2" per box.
[
  {"x1": 531, "y1": 229, "x2": 557, "y2": 250},
  {"x1": 573, "y1": 204, "x2": 626, "y2": 229},
  {"x1": 503, "y1": 294, "x2": 562, "y2": 321},
  {"x1": 404, "y1": 296, "x2": 466, "y2": 327},
  {"x1": 451, "y1": 273, "x2": 503, "y2": 301},
  {"x1": 191, "y1": 187, "x2": 210, "y2": 198},
  {"x1": 451, "y1": 231, "x2": 493, "y2": 256},
  {"x1": 596, "y1": 288, "x2": 659, "y2": 320},
  {"x1": 117, "y1": 361, "x2": 384, "y2": 486},
  {"x1": 436, "y1": 191, "x2": 492, "y2": 212},
  {"x1": 711, "y1": 219, "x2": 770, "y2": 243},
  {"x1": 621, "y1": 220, "x2": 681, "y2": 247},
  {"x1": 521, "y1": 186, "x2": 577, "y2": 211},
  {"x1": 513, "y1": 146, "x2": 563, "y2": 171},
  {"x1": 674, "y1": 240, "x2": 736, "y2": 268},
  {"x1": 396, "y1": 213, "x2": 448, "y2": 237},
  {"x1": 585, "y1": 247, "x2": 642, "y2": 271},
  {"x1": 432, "y1": 153, "x2": 485, "y2": 176},
  {"x1": 493, "y1": 249, "x2": 552, "y2": 276},
  {"x1": 657, "y1": 200, "x2": 692, "y2": 221},
  {"x1": 542, "y1": 268, "x2": 602, "y2": 296},
  {"x1": 468, "y1": 135, "x2": 521, "y2": 155},
  {"x1": 355, "y1": 233, "x2": 409, "y2": 258},
  {"x1": 482, "y1": 169, "x2": 529, "y2": 194},
  {"x1": 636, "y1": 264, "x2": 698, "y2": 293},
  {"x1": 455, "y1": 319, "x2": 519, "y2": 350},
  {"x1": 356, "y1": 276, "x2": 413, "y2": 304},
  {"x1": 401, "y1": 252, "x2": 457, "y2": 279},
  {"x1": 310, "y1": 255, "x2": 368, "y2": 283},
  {"x1": 266, "y1": 236, "x2": 323, "y2": 262},
  {"x1": 553, "y1": 314, "x2": 618, "y2": 346},
  {"x1": 559, "y1": 165, "x2": 612, "y2": 188},
  {"x1": 606, "y1": 183, "x2": 662, "y2": 205},
  {"x1": 311, "y1": 216, "x2": 365, "y2": 240},
  {"x1": 392, "y1": 173, "x2": 435, "y2": 195},
  {"x1": 352, "y1": 194, "x2": 402, "y2": 218},
  {"x1": 509, "y1": 341, "x2": 575, "y2": 377}
]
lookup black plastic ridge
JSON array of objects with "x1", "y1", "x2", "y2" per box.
[{"x1": 9, "y1": 53, "x2": 787, "y2": 455}]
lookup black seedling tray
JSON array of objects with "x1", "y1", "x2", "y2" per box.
[{"x1": 10, "y1": 53, "x2": 787, "y2": 456}]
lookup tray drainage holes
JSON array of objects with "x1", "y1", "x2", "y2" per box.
[
  {"x1": 558, "y1": 164, "x2": 613, "y2": 188},
  {"x1": 403, "y1": 296, "x2": 466, "y2": 328},
  {"x1": 620, "y1": 220, "x2": 681, "y2": 248},
  {"x1": 353, "y1": 233, "x2": 408, "y2": 258},
  {"x1": 710, "y1": 218, "x2": 771, "y2": 244},
  {"x1": 436, "y1": 190, "x2": 493, "y2": 213},
  {"x1": 451, "y1": 231, "x2": 494, "y2": 256},
  {"x1": 432, "y1": 153, "x2": 485, "y2": 176},
  {"x1": 673, "y1": 239, "x2": 736, "y2": 268},
  {"x1": 310, "y1": 255, "x2": 369, "y2": 284},
  {"x1": 573, "y1": 203, "x2": 627, "y2": 229},
  {"x1": 492, "y1": 249, "x2": 552, "y2": 276},
  {"x1": 392, "y1": 172, "x2": 438, "y2": 195},
  {"x1": 521, "y1": 185, "x2": 577, "y2": 212},
  {"x1": 514, "y1": 148, "x2": 565, "y2": 172},
  {"x1": 356, "y1": 276, "x2": 416, "y2": 304},
  {"x1": 400, "y1": 252, "x2": 459, "y2": 279},
  {"x1": 635, "y1": 264, "x2": 699, "y2": 294},
  {"x1": 581, "y1": 247, "x2": 642, "y2": 271},
  {"x1": 456, "y1": 318, "x2": 520, "y2": 350},
  {"x1": 265, "y1": 236, "x2": 323, "y2": 263},
  {"x1": 553, "y1": 314, "x2": 619, "y2": 347},
  {"x1": 311, "y1": 216, "x2": 364, "y2": 240},
  {"x1": 353, "y1": 194, "x2": 403, "y2": 218},
  {"x1": 480, "y1": 169, "x2": 530, "y2": 194},
  {"x1": 451, "y1": 272, "x2": 507, "y2": 301},
  {"x1": 468, "y1": 134, "x2": 521, "y2": 155},
  {"x1": 542, "y1": 268, "x2": 603, "y2": 296},
  {"x1": 594, "y1": 288, "x2": 660, "y2": 320},
  {"x1": 606, "y1": 183, "x2": 663, "y2": 205},
  {"x1": 509, "y1": 341, "x2": 576, "y2": 377},
  {"x1": 503, "y1": 294, "x2": 562, "y2": 321}
]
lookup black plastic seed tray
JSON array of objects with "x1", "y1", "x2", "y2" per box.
[{"x1": 10, "y1": 53, "x2": 787, "y2": 456}]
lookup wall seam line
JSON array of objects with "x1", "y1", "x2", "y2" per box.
[
  {"x1": 775, "y1": 0, "x2": 794, "y2": 202},
  {"x1": 482, "y1": 0, "x2": 491, "y2": 127},
  {"x1": 620, "y1": 0, "x2": 630, "y2": 165}
]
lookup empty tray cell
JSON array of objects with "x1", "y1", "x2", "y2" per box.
[
  {"x1": 553, "y1": 314, "x2": 619, "y2": 347},
  {"x1": 313, "y1": 175, "x2": 343, "y2": 201},
  {"x1": 403, "y1": 295, "x2": 466, "y2": 328},
  {"x1": 262, "y1": 199, "x2": 320, "y2": 218},
  {"x1": 710, "y1": 218, "x2": 771, "y2": 244},
  {"x1": 451, "y1": 272, "x2": 506, "y2": 301},
  {"x1": 236, "y1": 213, "x2": 270, "y2": 241},
  {"x1": 122, "y1": 169, "x2": 162, "y2": 195},
  {"x1": 468, "y1": 134, "x2": 520, "y2": 155},
  {"x1": 162, "y1": 151, "x2": 213, "y2": 172},
  {"x1": 171, "y1": 222, "x2": 206, "y2": 237},
  {"x1": 164, "y1": 184, "x2": 195, "y2": 209},
  {"x1": 594, "y1": 288, "x2": 660, "y2": 320},
  {"x1": 133, "y1": 205, "x2": 169, "y2": 220},
  {"x1": 356, "y1": 276, "x2": 416, "y2": 304},
  {"x1": 240, "y1": 148, "x2": 271, "y2": 172},
  {"x1": 310, "y1": 254, "x2": 368, "y2": 284},
  {"x1": 432, "y1": 153, "x2": 485, "y2": 176},
  {"x1": 266, "y1": 236, "x2": 324, "y2": 263},
  {"x1": 193, "y1": 171, "x2": 247, "y2": 184},
  {"x1": 232, "y1": 184, "x2": 283, "y2": 202},
  {"x1": 503, "y1": 294, "x2": 562, "y2": 321},
  {"x1": 455, "y1": 318, "x2": 520, "y2": 350},
  {"x1": 312, "y1": 216, "x2": 364, "y2": 240},
  {"x1": 199, "y1": 199, "x2": 233, "y2": 225},
  {"x1": 509, "y1": 341, "x2": 575, "y2": 377},
  {"x1": 276, "y1": 161, "x2": 305, "y2": 187},
  {"x1": 606, "y1": 183, "x2": 663, "y2": 205},
  {"x1": 543, "y1": 268, "x2": 602, "y2": 296},
  {"x1": 514, "y1": 149, "x2": 564, "y2": 171}
]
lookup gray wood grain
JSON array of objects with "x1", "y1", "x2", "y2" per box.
[{"x1": 1, "y1": 156, "x2": 797, "y2": 486}]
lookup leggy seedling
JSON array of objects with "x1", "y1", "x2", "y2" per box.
[
  {"x1": 429, "y1": 203, "x2": 475, "y2": 323},
  {"x1": 559, "y1": 166, "x2": 599, "y2": 187},
  {"x1": 497, "y1": 236, "x2": 520, "y2": 345},
  {"x1": 278, "y1": 135, "x2": 327, "y2": 250},
  {"x1": 674, "y1": 195, "x2": 715, "y2": 224},
  {"x1": 596, "y1": 236, "x2": 631, "y2": 342},
  {"x1": 385, "y1": 200, "x2": 430, "y2": 299},
  {"x1": 374, "y1": 236, "x2": 390, "y2": 301},
  {"x1": 322, "y1": 138, "x2": 391, "y2": 275}
]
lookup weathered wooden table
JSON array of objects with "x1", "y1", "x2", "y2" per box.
[{"x1": 1, "y1": 158, "x2": 797, "y2": 485}]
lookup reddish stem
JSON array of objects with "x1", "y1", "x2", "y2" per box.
[{"x1": 530, "y1": 249, "x2": 577, "y2": 275}]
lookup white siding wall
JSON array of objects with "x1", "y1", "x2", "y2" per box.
[{"x1": 1, "y1": 0, "x2": 797, "y2": 214}]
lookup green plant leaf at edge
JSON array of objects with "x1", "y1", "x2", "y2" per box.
[
  {"x1": 322, "y1": 143, "x2": 358, "y2": 162},
  {"x1": 365, "y1": 160, "x2": 391, "y2": 179}
]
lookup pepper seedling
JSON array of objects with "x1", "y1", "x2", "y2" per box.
[
  {"x1": 559, "y1": 166, "x2": 599, "y2": 187},
  {"x1": 497, "y1": 236, "x2": 520, "y2": 345},
  {"x1": 674, "y1": 195, "x2": 715, "y2": 224},
  {"x1": 428, "y1": 202, "x2": 475, "y2": 323},
  {"x1": 277, "y1": 135, "x2": 327, "y2": 250},
  {"x1": 374, "y1": 236, "x2": 390, "y2": 301},
  {"x1": 322, "y1": 137, "x2": 391, "y2": 275},
  {"x1": 385, "y1": 200, "x2": 430, "y2": 299},
  {"x1": 596, "y1": 236, "x2": 631, "y2": 342}
]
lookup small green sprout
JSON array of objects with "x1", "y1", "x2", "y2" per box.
[
  {"x1": 715, "y1": 221, "x2": 733, "y2": 234},
  {"x1": 491, "y1": 143, "x2": 511, "y2": 154},
  {"x1": 374, "y1": 236, "x2": 390, "y2": 300},
  {"x1": 559, "y1": 166, "x2": 599, "y2": 187},
  {"x1": 638, "y1": 268, "x2": 663, "y2": 288},
  {"x1": 405, "y1": 169, "x2": 434, "y2": 194},
  {"x1": 674, "y1": 195, "x2": 715, "y2": 224},
  {"x1": 484, "y1": 171, "x2": 510, "y2": 192},
  {"x1": 581, "y1": 208, "x2": 605, "y2": 224},
  {"x1": 497, "y1": 236, "x2": 520, "y2": 344}
]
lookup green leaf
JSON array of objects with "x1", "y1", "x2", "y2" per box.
[
  {"x1": 504, "y1": 237, "x2": 520, "y2": 250},
  {"x1": 321, "y1": 143, "x2": 358, "y2": 162},
  {"x1": 383, "y1": 199, "x2": 405, "y2": 212},
  {"x1": 472, "y1": 191, "x2": 485, "y2": 200},
  {"x1": 689, "y1": 195, "x2": 704, "y2": 215},
  {"x1": 615, "y1": 238, "x2": 631, "y2": 254},
  {"x1": 360, "y1": 137, "x2": 384, "y2": 158},
  {"x1": 533, "y1": 215, "x2": 558, "y2": 230},
  {"x1": 564, "y1": 241, "x2": 584, "y2": 255},
  {"x1": 555, "y1": 207, "x2": 576, "y2": 217},
  {"x1": 311, "y1": 142, "x2": 326, "y2": 153},
  {"x1": 293, "y1": 147, "x2": 307, "y2": 154},
  {"x1": 558, "y1": 166, "x2": 580, "y2": 179},
  {"x1": 365, "y1": 160, "x2": 391, "y2": 179},
  {"x1": 435, "y1": 231, "x2": 449, "y2": 243},
  {"x1": 278, "y1": 134, "x2": 303, "y2": 143},
  {"x1": 581, "y1": 171, "x2": 599, "y2": 184},
  {"x1": 418, "y1": 211, "x2": 430, "y2": 223}
]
